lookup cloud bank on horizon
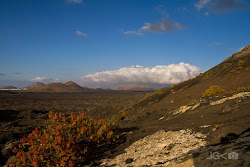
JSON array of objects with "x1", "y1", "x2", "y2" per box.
[{"x1": 81, "y1": 63, "x2": 201, "y2": 86}]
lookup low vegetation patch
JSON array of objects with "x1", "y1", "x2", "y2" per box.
[
  {"x1": 8, "y1": 111, "x2": 118, "y2": 167},
  {"x1": 138, "y1": 88, "x2": 168, "y2": 104},
  {"x1": 227, "y1": 86, "x2": 250, "y2": 94},
  {"x1": 222, "y1": 62, "x2": 231, "y2": 68},
  {"x1": 203, "y1": 86, "x2": 226, "y2": 97},
  {"x1": 236, "y1": 86, "x2": 250, "y2": 93},
  {"x1": 187, "y1": 99, "x2": 198, "y2": 106},
  {"x1": 205, "y1": 71, "x2": 211, "y2": 79},
  {"x1": 230, "y1": 69, "x2": 236, "y2": 73}
]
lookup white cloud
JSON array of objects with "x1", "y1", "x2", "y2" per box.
[
  {"x1": 122, "y1": 30, "x2": 143, "y2": 36},
  {"x1": 122, "y1": 18, "x2": 184, "y2": 36},
  {"x1": 30, "y1": 77, "x2": 60, "y2": 83},
  {"x1": 81, "y1": 63, "x2": 201, "y2": 85},
  {"x1": 75, "y1": 30, "x2": 88, "y2": 37},
  {"x1": 141, "y1": 18, "x2": 184, "y2": 33},
  {"x1": 66, "y1": 0, "x2": 83, "y2": 4},
  {"x1": 195, "y1": 0, "x2": 211, "y2": 10},
  {"x1": 31, "y1": 77, "x2": 47, "y2": 82}
]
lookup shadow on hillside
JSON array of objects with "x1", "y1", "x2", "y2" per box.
[{"x1": 192, "y1": 128, "x2": 250, "y2": 167}]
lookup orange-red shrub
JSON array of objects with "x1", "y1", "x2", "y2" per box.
[{"x1": 8, "y1": 111, "x2": 117, "y2": 167}]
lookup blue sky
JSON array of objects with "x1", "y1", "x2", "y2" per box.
[{"x1": 0, "y1": 0, "x2": 249, "y2": 88}]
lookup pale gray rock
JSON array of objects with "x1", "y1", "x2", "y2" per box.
[{"x1": 101, "y1": 129, "x2": 207, "y2": 166}]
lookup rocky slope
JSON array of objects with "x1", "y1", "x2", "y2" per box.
[
  {"x1": 100, "y1": 90, "x2": 250, "y2": 166},
  {"x1": 98, "y1": 45, "x2": 250, "y2": 166},
  {"x1": 124, "y1": 45, "x2": 250, "y2": 127}
]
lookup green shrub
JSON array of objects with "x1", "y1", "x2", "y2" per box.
[
  {"x1": 203, "y1": 86, "x2": 226, "y2": 97},
  {"x1": 8, "y1": 111, "x2": 117, "y2": 167},
  {"x1": 155, "y1": 88, "x2": 165, "y2": 95},
  {"x1": 144, "y1": 93, "x2": 152, "y2": 99},
  {"x1": 236, "y1": 86, "x2": 250, "y2": 93},
  {"x1": 187, "y1": 99, "x2": 197, "y2": 106},
  {"x1": 138, "y1": 88, "x2": 167, "y2": 104},
  {"x1": 108, "y1": 114, "x2": 122, "y2": 129},
  {"x1": 205, "y1": 71, "x2": 211, "y2": 79}
]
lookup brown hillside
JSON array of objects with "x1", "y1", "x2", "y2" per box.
[
  {"x1": 112, "y1": 45, "x2": 250, "y2": 159},
  {"x1": 64, "y1": 81, "x2": 88, "y2": 91},
  {"x1": 126, "y1": 44, "x2": 250, "y2": 122},
  {"x1": 29, "y1": 82, "x2": 85, "y2": 92},
  {"x1": 29, "y1": 83, "x2": 72, "y2": 92}
]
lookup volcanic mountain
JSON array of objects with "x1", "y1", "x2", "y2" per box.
[
  {"x1": 131, "y1": 45, "x2": 250, "y2": 112},
  {"x1": 24, "y1": 82, "x2": 45, "y2": 89},
  {"x1": 64, "y1": 81, "x2": 88, "y2": 91},
  {"x1": 114, "y1": 84, "x2": 155, "y2": 91},
  {"x1": 121, "y1": 45, "x2": 250, "y2": 145},
  {"x1": 29, "y1": 81, "x2": 88, "y2": 92}
]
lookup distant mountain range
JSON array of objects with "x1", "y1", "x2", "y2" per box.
[
  {"x1": 28, "y1": 81, "x2": 89, "y2": 92},
  {"x1": 0, "y1": 86, "x2": 18, "y2": 90},
  {"x1": 0, "y1": 82, "x2": 155, "y2": 92}
]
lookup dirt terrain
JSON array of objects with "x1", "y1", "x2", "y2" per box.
[{"x1": 0, "y1": 90, "x2": 147, "y2": 166}]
